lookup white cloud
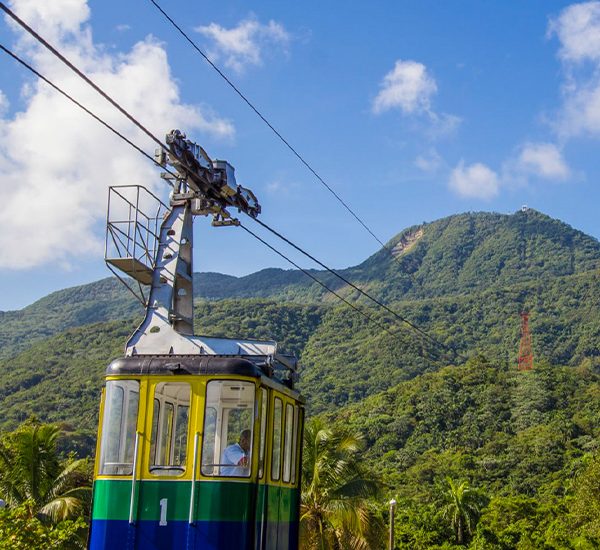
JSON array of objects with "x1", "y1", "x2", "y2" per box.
[
  {"x1": 195, "y1": 16, "x2": 290, "y2": 74},
  {"x1": 372, "y1": 59, "x2": 460, "y2": 136},
  {"x1": 516, "y1": 142, "x2": 570, "y2": 180},
  {"x1": 6, "y1": 0, "x2": 91, "y2": 43},
  {"x1": 557, "y1": 79, "x2": 600, "y2": 136},
  {"x1": 0, "y1": 91, "x2": 9, "y2": 116},
  {"x1": 414, "y1": 149, "x2": 442, "y2": 172},
  {"x1": 549, "y1": 1, "x2": 600, "y2": 137},
  {"x1": 549, "y1": 1, "x2": 600, "y2": 63},
  {"x1": 372, "y1": 60, "x2": 437, "y2": 115},
  {"x1": 0, "y1": 0, "x2": 234, "y2": 270},
  {"x1": 448, "y1": 161, "x2": 499, "y2": 200}
]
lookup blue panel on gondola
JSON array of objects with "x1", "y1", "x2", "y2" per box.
[{"x1": 89, "y1": 520, "x2": 255, "y2": 550}]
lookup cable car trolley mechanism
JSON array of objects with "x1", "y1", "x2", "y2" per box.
[{"x1": 90, "y1": 130, "x2": 304, "y2": 550}]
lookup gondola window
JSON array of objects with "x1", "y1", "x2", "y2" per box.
[
  {"x1": 201, "y1": 380, "x2": 255, "y2": 477},
  {"x1": 150, "y1": 382, "x2": 190, "y2": 475},
  {"x1": 99, "y1": 380, "x2": 139, "y2": 475},
  {"x1": 283, "y1": 403, "x2": 294, "y2": 483},
  {"x1": 149, "y1": 398, "x2": 160, "y2": 463},
  {"x1": 272, "y1": 397, "x2": 283, "y2": 481},
  {"x1": 258, "y1": 388, "x2": 268, "y2": 478},
  {"x1": 291, "y1": 406, "x2": 301, "y2": 484}
]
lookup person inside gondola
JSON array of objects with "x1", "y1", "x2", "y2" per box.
[{"x1": 221, "y1": 429, "x2": 251, "y2": 476}]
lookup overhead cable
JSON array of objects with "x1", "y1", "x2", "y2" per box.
[
  {"x1": 0, "y1": 9, "x2": 454, "y2": 364},
  {"x1": 240, "y1": 224, "x2": 446, "y2": 364},
  {"x1": 240, "y1": 224, "x2": 395, "y2": 338},
  {"x1": 253, "y1": 217, "x2": 458, "y2": 361},
  {"x1": 146, "y1": 0, "x2": 394, "y2": 253},
  {"x1": 0, "y1": 1, "x2": 168, "y2": 154},
  {"x1": 1, "y1": 42, "x2": 446, "y2": 364},
  {"x1": 0, "y1": 43, "x2": 178, "y2": 184}
]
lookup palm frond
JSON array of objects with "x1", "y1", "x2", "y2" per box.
[
  {"x1": 45, "y1": 458, "x2": 90, "y2": 502},
  {"x1": 39, "y1": 495, "x2": 83, "y2": 522}
]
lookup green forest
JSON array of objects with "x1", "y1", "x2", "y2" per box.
[{"x1": 1, "y1": 209, "x2": 599, "y2": 548}]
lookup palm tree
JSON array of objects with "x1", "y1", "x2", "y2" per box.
[
  {"x1": 438, "y1": 477, "x2": 487, "y2": 545},
  {"x1": 300, "y1": 418, "x2": 384, "y2": 550},
  {"x1": 0, "y1": 421, "x2": 91, "y2": 522}
]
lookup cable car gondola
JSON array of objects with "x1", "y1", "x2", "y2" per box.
[{"x1": 88, "y1": 131, "x2": 304, "y2": 550}]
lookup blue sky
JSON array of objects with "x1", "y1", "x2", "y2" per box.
[{"x1": 0, "y1": 0, "x2": 599, "y2": 310}]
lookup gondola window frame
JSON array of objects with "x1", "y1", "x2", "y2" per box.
[
  {"x1": 149, "y1": 381, "x2": 191, "y2": 476},
  {"x1": 98, "y1": 379, "x2": 140, "y2": 476},
  {"x1": 258, "y1": 387, "x2": 268, "y2": 479},
  {"x1": 201, "y1": 379, "x2": 256, "y2": 477},
  {"x1": 271, "y1": 396, "x2": 283, "y2": 481}
]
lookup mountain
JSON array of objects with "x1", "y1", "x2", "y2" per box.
[
  {"x1": 2, "y1": 209, "x2": 598, "y2": 360},
  {"x1": 1, "y1": 269, "x2": 599, "y2": 451},
  {"x1": 192, "y1": 268, "x2": 312, "y2": 300},
  {"x1": 195, "y1": 208, "x2": 600, "y2": 302},
  {"x1": 0, "y1": 277, "x2": 140, "y2": 359},
  {"x1": 2, "y1": 208, "x2": 599, "y2": 547},
  {"x1": 1, "y1": 208, "x2": 600, "y2": 451}
]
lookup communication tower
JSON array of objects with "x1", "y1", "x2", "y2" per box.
[{"x1": 517, "y1": 311, "x2": 534, "y2": 371}]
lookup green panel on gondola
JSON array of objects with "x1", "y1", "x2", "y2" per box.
[
  {"x1": 266, "y1": 484, "x2": 280, "y2": 521},
  {"x1": 280, "y1": 487, "x2": 292, "y2": 518},
  {"x1": 92, "y1": 479, "x2": 299, "y2": 522},
  {"x1": 92, "y1": 479, "x2": 133, "y2": 520}
]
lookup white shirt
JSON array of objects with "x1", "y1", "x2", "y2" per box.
[{"x1": 221, "y1": 443, "x2": 248, "y2": 476}]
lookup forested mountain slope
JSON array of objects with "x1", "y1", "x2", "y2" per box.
[
  {"x1": 352, "y1": 208, "x2": 600, "y2": 300},
  {"x1": 300, "y1": 267, "x2": 600, "y2": 413},
  {"x1": 1, "y1": 208, "x2": 599, "y2": 452},
  {"x1": 0, "y1": 301, "x2": 325, "y2": 441},
  {"x1": 328, "y1": 358, "x2": 600, "y2": 547},
  {"x1": 334, "y1": 359, "x2": 600, "y2": 492},
  {"x1": 0, "y1": 278, "x2": 139, "y2": 359},
  {"x1": 1, "y1": 265, "x2": 599, "y2": 452},
  {"x1": 195, "y1": 208, "x2": 600, "y2": 302},
  {"x1": 1, "y1": 209, "x2": 598, "y2": 360}
]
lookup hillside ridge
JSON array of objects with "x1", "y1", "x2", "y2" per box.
[
  {"x1": 3, "y1": 208, "x2": 598, "y2": 312},
  {"x1": 0, "y1": 209, "x2": 598, "y2": 362}
]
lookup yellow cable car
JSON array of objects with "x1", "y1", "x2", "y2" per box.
[
  {"x1": 90, "y1": 355, "x2": 304, "y2": 549},
  {"x1": 90, "y1": 132, "x2": 304, "y2": 549}
]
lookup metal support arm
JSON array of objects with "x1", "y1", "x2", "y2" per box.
[{"x1": 126, "y1": 202, "x2": 193, "y2": 354}]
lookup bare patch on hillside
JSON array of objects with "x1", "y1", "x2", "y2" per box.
[{"x1": 392, "y1": 228, "x2": 424, "y2": 257}]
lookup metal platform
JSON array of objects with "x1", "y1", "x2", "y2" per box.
[
  {"x1": 105, "y1": 257, "x2": 154, "y2": 285},
  {"x1": 104, "y1": 185, "x2": 168, "y2": 303}
]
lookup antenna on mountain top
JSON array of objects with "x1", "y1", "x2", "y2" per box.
[{"x1": 517, "y1": 311, "x2": 534, "y2": 371}]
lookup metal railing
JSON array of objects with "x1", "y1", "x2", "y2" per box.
[{"x1": 105, "y1": 185, "x2": 168, "y2": 304}]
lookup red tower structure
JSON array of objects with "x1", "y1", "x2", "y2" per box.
[{"x1": 517, "y1": 312, "x2": 534, "y2": 371}]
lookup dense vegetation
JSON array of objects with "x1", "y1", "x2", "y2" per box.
[
  {"x1": 0, "y1": 301, "x2": 325, "y2": 451},
  {"x1": 300, "y1": 418, "x2": 384, "y2": 549},
  {"x1": 2, "y1": 209, "x2": 598, "y2": 357},
  {"x1": 0, "y1": 420, "x2": 91, "y2": 549},
  {"x1": 329, "y1": 357, "x2": 600, "y2": 547},
  {"x1": 301, "y1": 267, "x2": 600, "y2": 414},
  {"x1": 1, "y1": 209, "x2": 599, "y2": 547},
  {"x1": 0, "y1": 278, "x2": 139, "y2": 360},
  {"x1": 2, "y1": 264, "x2": 598, "y2": 449}
]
